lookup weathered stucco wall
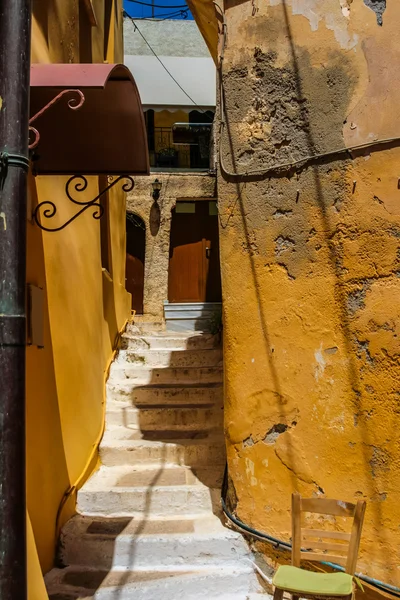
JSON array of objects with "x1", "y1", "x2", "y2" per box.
[
  {"x1": 127, "y1": 173, "x2": 216, "y2": 317},
  {"x1": 218, "y1": 0, "x2": 400, "y2": 584}
]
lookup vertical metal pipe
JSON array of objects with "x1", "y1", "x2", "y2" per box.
[{"x1": 0, "y1": 1, "x2": 32, "y2": 598}]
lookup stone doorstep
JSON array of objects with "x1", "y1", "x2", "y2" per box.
[
  {"x1": 81, "y1": 465, "x2": 224, "y2": 489},
  {"x1": 105, "y1": 404, "x2": 224, "y2": 430},
  {"x1": 120, "y1": 330, "x2": 219, "y2": 351},
  {"x1": 77, "y1": 489, "x2": 220, "y2": 519},
  {"x1": 108, "y1": 364, "x2": 223, "y2": 386},
  {"x1": 60, "y1": 527, "x2": 255, "y2": 571},
  {"x1": 99, "y1": 439, "x2": 226, "y2": 468},
  {"x1": 62, "y1": 515, "x2": 229, "y2": 537},
  {"x1": 105, "y1": 382, "x2": 223, "y2": 406},
  {"x1": 102, "y1": 424, "x2": 224, "y2": 441},
  {"x1": 115, "y1": 348, "x2": 223, "y2": 368},
  {"x1": 45, "y1": 566, "x2": 265, "y2": 600}
]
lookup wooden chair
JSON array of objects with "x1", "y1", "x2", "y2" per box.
[{"x1": 273, "y1": 494, "x2": 366, "y2": 600}]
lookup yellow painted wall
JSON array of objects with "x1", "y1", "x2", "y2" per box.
[
  {"x1": 27, "y1": 1, "x2": 130, "y2": 594},
  {"x1": 191, "y1": 0, "x2": 400, "y2": 586}
]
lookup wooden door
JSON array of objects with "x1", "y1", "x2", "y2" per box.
[
  {"x1": 126, "y1": 215, "x2": 145, "y2": 314},
  {"x1": 168, "y1": 201, "x2": 221, "y2": 303}
]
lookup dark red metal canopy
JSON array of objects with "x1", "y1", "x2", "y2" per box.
[{"x1": 29, "y1": 63, "x2": 150, "y2": 176}]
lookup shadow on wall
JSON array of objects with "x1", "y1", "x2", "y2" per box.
[{"x1": 220, "y1": 0, "x2": 392, "y2": 570}]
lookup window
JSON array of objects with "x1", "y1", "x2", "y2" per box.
[{"x1": 98, "y1": 176, "x2": 112, "y2": 275}]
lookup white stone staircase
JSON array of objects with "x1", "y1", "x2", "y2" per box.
[{"x1": 45, "y1": 322, "x2": 268, "y2": 599}]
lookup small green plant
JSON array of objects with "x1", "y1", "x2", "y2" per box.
[
  {"x1": 158, "y1": 147, "x2": 176, "y2": 157},
  {"x1": 209, "y1": 307, "x2": 223, "y2": 337}
]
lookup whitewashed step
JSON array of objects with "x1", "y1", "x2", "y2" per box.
[
  {"x1": 106, "y1": 404, "x2": 224, "y2": 430},
  {"x1": 120, "y1": 331, "x2": 219, "y2": 351},
  {"x1": 80, "y1": 465, "x2": 224, "y2": 490},
  {"x1": 106, "y1": 382, "x2": 222, "y2": 406},
  {"x1": 46, "y1": 566, "x2": 265, "y2": 600},
  {"x1": 116, "y1": 348, "x2": 222, "y2": 368},
  {"x1": 102, "y1": 426, "x2": 223, "y2": 441},
  {"x1": 78, "y1": 485, "x2": 220, "y2": 517},
  {"x1": 126, "y1": 320, "x2": 165, "y2": 334},
  {"x1": 108, "y1": 365, "x2": 223, "y2": 385},
  {"x1": 77, "y1": 466, "x2": 223, "y2": 517},
  {"x1": 60, "y1": 516, "x2": 254, "y2": 571},
  {"x1": 99, "y1": 435, "x2": 226, "y2": 467}
]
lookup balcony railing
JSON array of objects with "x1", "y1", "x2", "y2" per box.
[{"x1": 147, "y1": 126, "x2": 211, "y2": 171}]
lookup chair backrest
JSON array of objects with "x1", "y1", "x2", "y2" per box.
[{"x1": 291, "y1": 494, "x2": 366, "y2": 575}]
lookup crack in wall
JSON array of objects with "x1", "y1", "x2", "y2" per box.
[{"x1": 274, "y1": 448, "x2": 325, "y2": 494}]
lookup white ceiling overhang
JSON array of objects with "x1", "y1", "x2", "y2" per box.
[{"x1": 124, "y1": 55, "x2": 216, "y2": 112}]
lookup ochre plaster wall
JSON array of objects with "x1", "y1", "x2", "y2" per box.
[
  {"x1": 127, "y1": 173, "x2": 216, "y2": 318},
  {"x1": 217, "y1": 0, "x2": 400, "y2": 584},
  {"x1": 26, "y1": 1, "x2": 129, "y2": 593}
]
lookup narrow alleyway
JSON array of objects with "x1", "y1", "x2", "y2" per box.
[{"x1": 45, "y1": 320, "x2": 265, "y2": 599}]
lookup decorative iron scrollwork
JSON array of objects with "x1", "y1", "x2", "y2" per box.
[
  {"x1": 29, "y1": 89, "x2": 85, "y2": 150},
  {"x1": 33, "y1": 175, "x2": 135, "y2": 232}
]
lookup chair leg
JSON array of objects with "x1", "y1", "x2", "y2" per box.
[{"x1": 274, "y1": 588, "x2": 284, "y2": 600}]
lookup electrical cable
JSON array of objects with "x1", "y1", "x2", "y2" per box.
[
  {"x1": 134, "y1": 9, "x2": 189, "y2": 20},
  {"x1": 221, "y1": 468, "x2": 400, "y2": 598},
  {"x1": 125, "y1": 0, "x2": 188, "y2": 9},
  {"x1": 124, "y1": 12, "x2": 214, "y2": 121}
]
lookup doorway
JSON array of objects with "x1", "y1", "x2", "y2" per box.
[
  {"x1": 126, "y1": 214, "x2": 145, "y2": 314},
  {"x1": 168, "y1": 201, "x2": 222, "y2": 303}
]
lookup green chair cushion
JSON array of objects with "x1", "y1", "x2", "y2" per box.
[{"x1": 273, "y1": 565, "x2": 353, "y2": 596}]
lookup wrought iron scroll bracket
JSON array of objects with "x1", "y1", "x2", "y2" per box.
[
  {"x1": 29, "y1": 89, "x2": 86, "y2": 150},
  {"x1": 33, "y1": 175, "x2": 135, "y2": 232}
]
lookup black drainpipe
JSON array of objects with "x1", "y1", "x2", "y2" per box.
[{"x1": 0, "y1": 1, "x2": 32, "y2": 598}]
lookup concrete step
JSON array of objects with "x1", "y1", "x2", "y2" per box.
[
  {"x1": 46, "y1": 566, "x2": 265, "y2": 600},
  {"x1": 164, "y1": 302, "x2": 222, "y2": 333},
  {"x1": 116, "y1": 348, "x2": 222, "y2": 368},
  {"x1": 108, "y1": 365, "x2": 223, "y2": 385},
  {"x1": 106, "y1": 404, "x2": 224, "y2": 430},
  {"x1": 120, "y1": 331, "x2": 219, "y2": 351},
  {"x1": 106, "y1": 382, "x2": 223, "y2": 407},
  {"x1": 77, "y1": 466, "x2": 223, "y2": 517},
  {"x1": 102, "y1": 426, "x2": 222, "y2": 441},
  {"x1": 60, "y1": 515, "x2": 253, "y2": 571},
  {"x1": 99, "y1": 435, "x2": 226, "y2": 468},
  {"x1": 126, "y1": 320, "x2": 166, "y2": 334}
]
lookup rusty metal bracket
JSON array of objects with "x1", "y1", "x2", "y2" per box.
[
  {"x1": 33, "y1": 174, "x2": 135, "y2": 232},
  {"x1": 28, "y1": 89, "x2": 85, "y2": 150}
]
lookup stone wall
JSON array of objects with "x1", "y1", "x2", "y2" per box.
[
  {"x1": 124, "y1": 17, "x2": 211, "y2": 57},
  {"x1": 217, "y1": 0, "x2": 400, "y2": 584},
  {"x1": 126, "y1": 173, "x2": 216, "y2": 318}
]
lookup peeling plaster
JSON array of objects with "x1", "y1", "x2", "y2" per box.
[
  {"x1": 314, "y1": 343, "x2": 326, "y2": 381},
  {"x1": 0, "y1": 212, "x2": 6, "y2": 231},
  {"x1": 339, "y1": 0, "x2": 353, "y2": 19},
  {"x1": 219, "y1": 0, "x2": 400, "y2": 581},
  {"x1": 245, "y1": 458, "x2": 258, "y2": 486},
  {"x1": 268, "y1": 0, "x2": 359, "y2": 50}
]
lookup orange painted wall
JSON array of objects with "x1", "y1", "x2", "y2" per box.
[
  {"x1": 27, "y1": 1, "x2": 130, "y2": 594},
  {"x1": 190, "y1": 0, "x2": 400, "y2": 586}
]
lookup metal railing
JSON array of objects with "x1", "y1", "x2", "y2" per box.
[{"x1": 148, "y1": 126, "x2": 210, "y2": 170}]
